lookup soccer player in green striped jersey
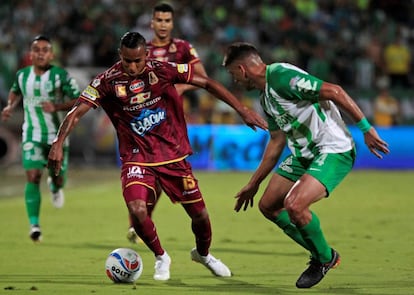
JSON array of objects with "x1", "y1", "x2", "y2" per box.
[
  {"x1": 223, "y1": 42, "x2": 389, "y2": 288},
  {"x1": 1, "y1": 35, "x2": 80, "y2": 242}
]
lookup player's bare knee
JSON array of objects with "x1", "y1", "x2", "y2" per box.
[
  {"x1": 258, "y1": 199, "x2": 274, "y2": 220},
  {"x1": 128, "y1": 201, "x2": 148, "y2": 222},
  {"x1": 284, "y1": 196, "x2": 306, "y2": 223}
]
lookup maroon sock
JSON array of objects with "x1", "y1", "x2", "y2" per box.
[
  {"x1": 133, "y1": 216, "x2": 164, "y2": 256},
  {"x1": 192, "y1": 218, "x2": 212, "y2": 256}
]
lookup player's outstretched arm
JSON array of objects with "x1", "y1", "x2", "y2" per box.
[
  {"x1": 319, "y1": 82, "x2": 389, "y2": 158},
  {"x1": 48, "y1": 101, "x2": 91, "y2": 175},
  {"x1": 190, "y1": 74, "x2": 268, "y2": 131},
  {"x1": 235, "y1": 130, "x2": 286, "y2": 212}
]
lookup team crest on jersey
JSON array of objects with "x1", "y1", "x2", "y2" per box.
[
  {"x1": 45, "y1": 81, "x2": 53, "y2": 92},
  {"x1": 149, "y1": 71, "x2": 159, "y2": 85},
  {"x1": 177, "y1": 64, "x2": 189, "y2": 73},
  {"x1": 115, "y1": 85, "x2": 127, "y2": 97},
  {"x1": 169, "y1": 43, "x2": 177, "y2": 53},
  {"x1": 130, "y1": 91, "x2": 151, "y2": 104},
  {"x1": 130, "y1": 80, "x2": 145, "y2": 93},
  {"x1": 153, "y1": 48, "x2": 166, "y2": 57}
]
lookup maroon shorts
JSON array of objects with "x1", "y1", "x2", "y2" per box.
[{"x1": 121, "y1": 159, "x2": 203, "y2": 206}]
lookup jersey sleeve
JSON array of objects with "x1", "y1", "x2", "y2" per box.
[
  {"x1": 181, "y1": 40, "x2": 201, "y2": 64},
  {"x1": 267, "y1": 64, "x2": 323, "y2": 103},
  {"x1": 61, "y1": 70, "x2": 80, "y2": 99},
  {"x1": 10, "y1": 70, "x2": 22, "y2": 94},
  {"x1": 163, "y1": 61, "x2": 194, "y2": 84},
  {"x1": 78, "y1": 74, "x2": 106, "y2": 109}
]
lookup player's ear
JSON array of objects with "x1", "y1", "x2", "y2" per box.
[{"x1": 239, "y1": 64, "x2": 246, "y2": 77}]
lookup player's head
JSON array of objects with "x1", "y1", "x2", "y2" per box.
[
  {"x1": 30, "y1": 35, "x2": 54, "y2": 69},
  {"x1": 223, "y1": 42, "x2": 264, "y2": 91},
  {"x1": 119, "y1": 32, "x2": 147, "y2": 77},
  {"x1": 151, "y1": 2, "x2": 174, "y2": 42}
]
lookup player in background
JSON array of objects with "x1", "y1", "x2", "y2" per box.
[
  {"x1": 222, "y1": 42, "x2": 389, "y2": 288},
  {"x1": 48, "y1": 32, "x2": 267, "y2": 281},
  {"x1": 126, "y1": 2, "x2": 209, "y2": 244},
  {"x1": 1, "y1": 35, "x2": 80, "y2": 242}
]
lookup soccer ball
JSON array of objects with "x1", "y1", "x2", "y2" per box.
[{"x1": 105, "y1": 248, "x2": 143, "y2": 283}]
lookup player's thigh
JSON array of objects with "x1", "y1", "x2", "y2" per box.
[
  {"x1": 306, "y1": 151, "x2": 354, "y2": 196},
  {"x1": 286, "y1": 151, "x2": 355, "y2": 209},
  {"x1": 158, "y1": 159, "x2": 203, "y2": 205},
  {"x1": 260, "y1": 173, "x2": 295, "y2": 211},
  {"x1": 121, "y1": 164, "x2": 159, "y2": 206}
]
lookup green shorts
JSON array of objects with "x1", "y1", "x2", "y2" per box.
[
  {"x1": 22, "y1": 141, "x2": 69, "y2": 176},
  {"x1": 276, "y1": 149, "x2": 356, "y2": 195}
]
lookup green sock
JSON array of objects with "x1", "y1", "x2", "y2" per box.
[
  {"x1": 25, "y1": 182, "x2": 41, "y2": 225},
  {"x1": 273, "y1": 210, "x2": 310, "y2": 250},
  {"x1": 298, "y1": 211, "x2": 332, "y2": 263}
]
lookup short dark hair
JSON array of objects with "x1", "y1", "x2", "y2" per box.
[
  {"x1": 120, "y1": 32, "x2": 146, "y2": 49},
  {"x1": 222, "y1": 42, "x2": 259, "y2": 67},
  {"x1": 153, "y1": 2, "x2": 174, "y2": 16},
  {"x1": 32, "y1": 35, "x2": 51, "y2": 44}
]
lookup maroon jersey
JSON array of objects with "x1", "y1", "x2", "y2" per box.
[
  {"x1": 147, "y1": 38, "x2": 200, "y2": 64},
  {"x1": 79, "y1": 60, "x2": 195, "y2": 165}
]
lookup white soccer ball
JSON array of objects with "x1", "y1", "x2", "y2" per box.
[{"x1": 105, "y1": 248, "x2": 143, "y2": 283}]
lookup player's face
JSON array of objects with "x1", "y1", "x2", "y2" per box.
[
  {"x1": 119, "y1": 45, "x2": 147, "y2": 77},
  {"x1": 151, "y1": 11, "x2": 173, "y2": 41},
  {"x1": 226, "y1": 64, "x2": 256, "y2": 91},
  {"x1": 30, "y1": 40, "x2": 53, "y2": 68}
]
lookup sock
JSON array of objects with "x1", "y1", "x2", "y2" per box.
[
  {"x1": 133, "y1": 216, "x2": 164, "y2": 256},
  {"x1": 191, "y1": 217, "x2": 212, "y2": 256},
  {"x1": 25, "y1": 182, "x2": 41, "y2": 225},
  {"x1": 273, "y1": 210, "x2": 310, "y2": 250},
  {"x1": 298, "y1": 211, "x2": 332, "y2": 263}
]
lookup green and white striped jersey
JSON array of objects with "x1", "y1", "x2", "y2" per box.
[
  {"x1": 262, "y1": 63, "x2": 354, "y2": 159},
  {"x1": 11, "y1": 65, "x2": 80, "y2": 145}
]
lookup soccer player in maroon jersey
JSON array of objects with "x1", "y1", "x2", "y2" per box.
[
  {"x1": 126, "y1": 2, "x2": 209, "y2": 244},
  {"x1": 48, "y1": 32, "x2": 267, "y2": 281}
]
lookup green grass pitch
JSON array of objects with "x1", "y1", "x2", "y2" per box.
[{"x1": 1, "y1": 168, "x2": 414, "y2": 294}]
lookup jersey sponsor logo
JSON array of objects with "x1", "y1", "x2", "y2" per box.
[
  {"x1": 126, "y1": 165, "x2": 145, "y2": 179},
  {"x1": 115, "y1": 85, "x2": 127, "y2": 97},
  {"x1": 130, "y1": 80, "x2": 145, "y2": 93},
  {"x1": 168, "y1": 43, "x2": 177, "y2": 53},
  {"x1": 123, "y1": 96, "x2": 161, "y2": 111},
  {"x1": 275, "y1": 112, "x2": 294, "y2": 129},
  {"x1": 177, "y1": 64, "x2": 189, "y2": 73},
  {"x1": 92, "y1": 78, "x2": 101, "y2": 87},
  {"x1": 290, "y1": 76, "x2": 318, "y2": 92},
  {"x1": 82, "y1": 85, "x2": 99, "y2": 101},
  {"x1": 153, "y1": 48, "x2": 166, "y2": 57},
  {"x1": 130, "y1": 107, "x2": 166, "y2": 136},
  {"x1": 130, "y1": 91, "x2": 151, "y2": 104},
  {"x1": 149, "y1": 71, "x2": 159, "y2": 85}
]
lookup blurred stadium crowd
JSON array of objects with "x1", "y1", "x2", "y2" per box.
[{"x1": 0, "y1": 0, "x2": 413, "y2": 125}]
